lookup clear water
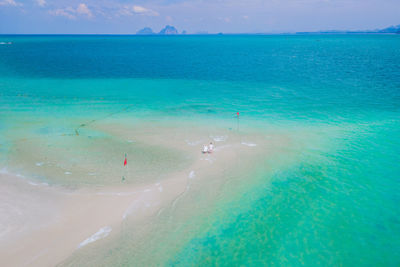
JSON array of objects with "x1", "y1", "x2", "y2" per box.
[{"x1": 0, "y1": 35, "x2": 399, "y2": 265}]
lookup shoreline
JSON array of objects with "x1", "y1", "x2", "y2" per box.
[
  {"x1": 0, "y1": 122, "x2": 286, "y2": 266},
  {"x1": 0, "y1": 171, "x2": 183, "y2": 266}
]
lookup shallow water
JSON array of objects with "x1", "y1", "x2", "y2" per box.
[{"x1": 0, "y1": 35, "x2": 399, "y2": 265}]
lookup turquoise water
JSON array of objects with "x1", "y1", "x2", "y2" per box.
[{"x1": 1, "y1": 35, "x2": 400, "y2": 265}]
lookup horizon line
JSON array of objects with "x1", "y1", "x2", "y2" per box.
[{"x1": 0, "y1": 32, "x2": 399, "y2": 36}]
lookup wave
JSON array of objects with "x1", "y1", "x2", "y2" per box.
[{"x1": 78, "y1": 226, "x2": 112, "y2": 249}]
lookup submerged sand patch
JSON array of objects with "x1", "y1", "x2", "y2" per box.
[
  {"x1": 7, "y1": 123, "x2": 192, "y2": 186},
  {"x1": 1, "y1": 121, "x2": 291, "y2": 266}
]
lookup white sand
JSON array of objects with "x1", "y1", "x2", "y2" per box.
[
  {"x1": 0, "y1": 171, "x2": 191, "y2": 266},
  {"x1": 0, "y1": 123, "x2": 288, "y2": 266}
]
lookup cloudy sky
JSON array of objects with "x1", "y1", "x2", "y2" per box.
[{"x1": 0, "y1": 0, "x2": 399, "y2": 34}]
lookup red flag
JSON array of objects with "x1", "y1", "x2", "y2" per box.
[
  {"x1": 237, "y1": 112, "x2": 239, "y2": 117},
  {"x1": 124, "y1": 156, "x2": 127, "y2": 166}
]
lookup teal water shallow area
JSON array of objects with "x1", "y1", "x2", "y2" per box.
[{"x1": 0, "y1": 35, "x2": 399, "y2": 265}]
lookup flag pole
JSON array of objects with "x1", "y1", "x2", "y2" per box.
[
  {"x1": 237, "y1": 112, "x2": 240, "y2": 131},
  {"x1": 122, "y1": 153, "x2": 127, "y2": 182}
]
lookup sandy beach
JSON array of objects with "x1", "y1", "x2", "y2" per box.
[{"x1": 0, "y1": 122, "x2": 287, "y2": 266}]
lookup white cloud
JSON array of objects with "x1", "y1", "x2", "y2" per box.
[
  {"x1": 49, "y1": 3, "x2": 93, "y2": 20},
  {"x1": 118, "y1": 7, "x2": 132, "y2": 16},
  {"x1": 118, "y1": 5, "x2": 159, "y2": 17},
  {"x1": 76, "y1": 3, "x2": 93, "y2": 18},
  {"x1": 0, "y1": 0, "x2": 21, "y2": 6},
  {"x1": 49, "y1": 8, "x2": 76, "y2": 19},
  {"x1": 132, "y1": 5, "x2": 159, "y2": 16},
  {"x1": 36, "y1": 0, "x2": 46, "y2": 7}
]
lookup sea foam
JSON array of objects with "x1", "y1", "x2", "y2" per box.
[
  {"x1": 210, "y1": 135, "x2": 228, "y2": 142},
  {"x1": 78, "y1": 226, "x2": 112, "y2": 248},
  {"x1": 241, "y1": 142, "x2": 257, "y2": 147}
]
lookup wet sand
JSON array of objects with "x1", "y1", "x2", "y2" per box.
[
  {"x1": 0, "y1": 122, "x2": 288, "y2": 266},
  {"x1": 0, "y1": 172, "x2": 189, "y2": 266}
]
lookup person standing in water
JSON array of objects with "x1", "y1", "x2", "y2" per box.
[
  {"x1": 208, "y1": 142, "x2": 214, "y2": 153},
  {"x1": 202, "y1": 144, "x2": 209, "y2": 154}
]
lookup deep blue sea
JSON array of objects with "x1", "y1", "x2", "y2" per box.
[{"x1": 0, "y1": 35, "x2": 399, "y2": 266}]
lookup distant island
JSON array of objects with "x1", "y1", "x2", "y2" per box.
[
  {"x1": 377, "y1": 24, "x2": 400, "y2": 34},
  {"x1": 159, "y1": 25, "x2": 179, "y2": 35},
  {"x1": 296, "y1": 24, "x2": 400, "y2": 35},
  {"x1": 136, "y1": 24, "x2": 400, "y2": 35},
  {"x1": 136, "y1": 27, "x2": 155, "y2": 35},
  {"x1": 136, "y1": 25, "x2": 179, "y2": 35}
]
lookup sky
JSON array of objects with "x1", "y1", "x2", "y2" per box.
[{"x1": 0, "y1": 0, "x2": 399, "y2": 34}]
